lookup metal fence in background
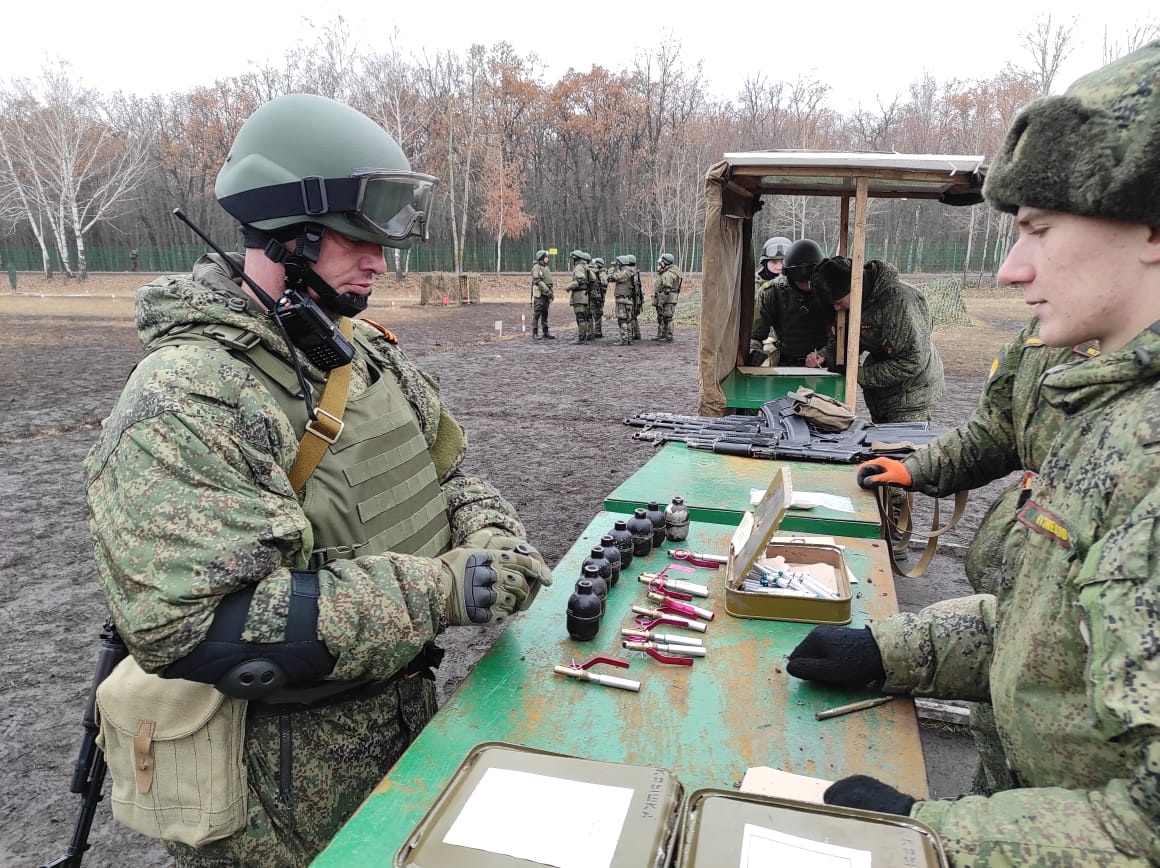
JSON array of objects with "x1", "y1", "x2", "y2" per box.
[{"x1": 0, "y1": 239, "x2": 998, "y2": 276}]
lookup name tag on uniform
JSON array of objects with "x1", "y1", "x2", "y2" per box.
[{"x1": 1016, "y1": 500, "x2": 1073, "y2": 549}]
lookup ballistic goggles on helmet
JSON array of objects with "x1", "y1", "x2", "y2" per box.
[
  {"x1": 219, "y1": 169, "x2": 438, "y2": 244},
  {"x1": 784, "y1": 261, "x2": 819, "y2": 283}
]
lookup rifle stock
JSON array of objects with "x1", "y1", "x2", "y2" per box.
[{"x1": 42, "y1": 619, "x2": 128, "y2": 868}]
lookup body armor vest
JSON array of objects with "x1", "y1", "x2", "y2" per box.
[{"x1": 151, "y1": 323, "x2": 452, "y2": 570}]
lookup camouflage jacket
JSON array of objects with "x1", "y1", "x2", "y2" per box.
[
  {"x1": 903, "y1": 320, "x2": 1097, "y2": 497},
  {"x1": 83, "y1": 254, "x2": 527, "y2": 682},
  {"x1": 531, "y1": 262, "x2": 553, "y2": 299},
  {"x1": 566, "y1": 263, "x2": 590, "y2": 305},
  {"x1": 751, "y1": 275, "x2": 835, "y2": 364},
  {"x1": 654, "y1": 267, "x2": 682, "y2": 302},
  {"x1": 823, "y1": 261, "x2": 944, "y2": 422},
  {"x1": 872, "y1": 322, "x2": 1160, "y2": 865},
  {"x1": 608, "y1": 266, "x2": 635, "y2": 299},
  {"x1": 590, "y1": 268, "x2": 607, "y2": 304}
]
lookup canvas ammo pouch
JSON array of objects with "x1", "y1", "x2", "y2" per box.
[
  {"x1": 790, "y1": 386, "x2": 855, "y2": 432},
  {"x1": 96, "y1": 656, "x2": 247, "y2": 847}
]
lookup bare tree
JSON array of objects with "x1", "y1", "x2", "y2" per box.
[
  {"x1": 1011, "y1": 14, "x2": 1077, "y2": 96},
  {"x1": 1102, "y1": 18, "x2": 1160, "y2": 64}
]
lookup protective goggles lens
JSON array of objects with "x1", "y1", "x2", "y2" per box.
[
  {"x1": 348, "y1": 170, "x2": 437, "y2": 244},
  {"x1": 784, "y1": 262, "x2": 818, "y2": 282}
]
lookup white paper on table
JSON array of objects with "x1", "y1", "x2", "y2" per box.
[
  {"x1": 739, "y1": 823, "x2": 872, "y2": 868},
  {"x1": 739, "y1": 766, "x2": 832, "y2": 803},
  {"x1": 442, "y1": 767, "x2": 633, "y2": 868},
  {"x1": 793, "y1": 491, "x2": 855, "y2": 513}
]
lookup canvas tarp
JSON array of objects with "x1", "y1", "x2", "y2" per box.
[{"x1": 697, "y1": 160, "x2": 761, "y2": 415}]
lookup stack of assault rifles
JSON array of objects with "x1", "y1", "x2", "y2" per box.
[{"x1": 624, "y1": 397, "x2": 945, "y2": 463}]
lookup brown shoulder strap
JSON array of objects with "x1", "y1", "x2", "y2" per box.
[
  {"x1": 874, "y1": 487, "x2": 969, "y2": 578},
  {"x1": 288, "y1": 317, "x2": 353, "y2": 494}
]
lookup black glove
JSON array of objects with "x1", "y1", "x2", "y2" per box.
[
  {"x1": 786, "y1": 626, "x2": 885, "y2": 687},
  {"x1": 824, "y1": 774, "x2": 916, "y2": 816},
  {"x1": 747, "y1": 349, "x2": 767, "y2": 367},
  {"x1": 828, "y1": 363, "x2": 847, "y2": 376}
]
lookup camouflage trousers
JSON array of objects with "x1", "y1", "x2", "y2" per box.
[
  {"x1": 165, "y1": 676, "x2": 436, "y2": 868},
  {"x1": 614, "y1": 297, "x2": 635, "y2": 343},
  {"x1": 531, "y1": 297, "x2": 551, "y2": 335},
  {"x1": 655, "y1": 302, "x2": 676, "y2": 339},
  {"x1": 572, "y1": 303, "x2": 591, "y2": 340},
  {"x1": 589, "y1": 293, "x2": 605, "y2": 337}
]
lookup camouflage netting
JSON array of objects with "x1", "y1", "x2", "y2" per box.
[{"x1": 914, "y1": 277, "x2": 971, "y2": 330}]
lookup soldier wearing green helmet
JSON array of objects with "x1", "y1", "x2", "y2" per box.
[
  {"x1": 607, "y1": 255, "x2": 638, "y2": 345},
  {"x1": 530, "y1": 249, "x2": 556, "y2": 339},
  {"x1": 83, "y1": 93, "x2": 553, "y2": 867},
  {"x1": 652, "y1": 252, "x2": 683, "y2": 341},
  {"x1": 566, "y1": 249, "x2": 593, "y2": 343},
  {"x1": 788, "y1": 41, "x2": 1160, "y2": 864}
]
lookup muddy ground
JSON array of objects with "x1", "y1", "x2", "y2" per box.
[{"x1": 0, "y1": 272, "x2": 1030, "y2": 867}]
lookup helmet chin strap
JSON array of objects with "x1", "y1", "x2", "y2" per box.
[{"x1": 265, "y1": 223, "x2": 368, "y2": 318}]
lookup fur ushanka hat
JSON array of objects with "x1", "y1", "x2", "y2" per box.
[{"x1": 984, "y1": 39, "x2": 1160, "y2": 226}]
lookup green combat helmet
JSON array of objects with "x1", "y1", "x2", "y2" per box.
[
  {"x1": 614, "y1": 255, "x2": 631, "y2": 267},
  {"x1": 216, "y1": 93, "x2": 436, "y2": 250},
  {"x1": 625, "y1": 254, "x2": 638, "y2": 267},
  {"x1": 535, "y1": 249, "x2": 549, "y2": 262},
  {"x1": 570, "y1": 249, "x2": 592, "y2": 262},
  {"x1": 658, "y1": 252, "x2": 675, "y2": 269},
  {"x1": 592, "y1": 257, "x2": 605, "y2": 270}
]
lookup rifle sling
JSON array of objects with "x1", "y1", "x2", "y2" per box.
[
  {"x1": 873, "y1": 486, "x2": 969, "y2": 578},
  {"x1": 288, "y1": 316, "x2": 353, "y2": 494}
]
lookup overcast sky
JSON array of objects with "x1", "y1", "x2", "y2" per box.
[{"x1": 4, "y1": 0, "x2": 1155, "y2": 111}]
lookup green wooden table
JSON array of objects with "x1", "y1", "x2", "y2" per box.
[
  {"x1": 605, "y1": 442, "x2": 881, "y2": 538},
  {"x1": 720, "y1": 367, "x2": 845, "y2": 410},
  {"x1": 312, "y1": 515, "x2": 925, "y2": 867}
]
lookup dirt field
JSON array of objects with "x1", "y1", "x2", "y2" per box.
[{"x1": 0, "y1": 271, "x2": 1031, "y2": 867}]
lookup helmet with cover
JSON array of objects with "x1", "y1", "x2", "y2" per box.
[
  {"x1": 216, "y1": 93, "x2": 436, "y2": 249},
  {"x1": 782, "y1": 239, "x2": 825, "y2": 283},
  {"x1": 625, "y1": 254, "x2": 638, "y2": 267},
  {"x1": 570, "y1": 249, "x2": 592, "y2": 262},
  {"x1": 614, "y1": 254, "x2": 631, "y2": 267},
  {"x1": 592, "y1": 257, "x2": 605, "y2": 269},
  {"x1": 658, "y1": 252, "x2": 676, "y2": 267},
  {"x1": 535, "y1": 249, "x2": 549, "y2": 262}
]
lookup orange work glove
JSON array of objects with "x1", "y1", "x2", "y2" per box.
[{"x1": 856, "y1": 457, "x2": 912, "y2": 490}]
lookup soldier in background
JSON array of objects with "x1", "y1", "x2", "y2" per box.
[
  {"x1": 608, "y1": 255, "x2": 637, "y2": 345},
  {"x1": 651, "y1": 252, "x2": 682, "y2": 342},
  {"x1": 589, "y1": 257, "x2": 608, "y2": 339},
  {"x1": 566, "y1": 249, "x2": 593, "y2": 344},
  {"x1": 530, "y1": 249, "x2": 556, "y2": 340},
  {"x1": 749, "y1": 238, "x2": 832, "y2": 366},
  {"x1": 627, "y1": 254, "x2": 644, "y2": 340},
  {"x1": 787, "y1": 41, "x2": 1160, "y2": 864},
  {"x1": 755, "y1": 235, "x2": 791, "y2": 284}
]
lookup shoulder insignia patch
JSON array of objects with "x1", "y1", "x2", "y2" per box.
[
  {"x1": 1072, "y1": 340, "x2": 1100, "y2": 358},
  {"x1": 361, "y1": 318, "x2": 398, "y2": 344},
  {"x1": 988, "y1": 357, "x2": 1000, "y2": 380},
  {"x1": 1024, "y1": 336, "x2": 1045, "y2": 347},
  {"x1": 1016, "y1": 500, "x2": 1072, "y2": 549}
]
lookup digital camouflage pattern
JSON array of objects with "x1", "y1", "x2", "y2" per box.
[
  {"x1": 166, "y1": 677, "x2": 436, "y2": 867},
  {"x1": 589, "y1": 261, "x2": 607, "y2": 338},
  {"x1": 903, "y1": 320, "x2": 1098, "y2": 594},
  {"x1": 84, "y1": 254, "x2": 531, "y2": 865},
  {"x1": 530, "y1": 260, "x2": 554, "y2": 338},
  {"x1": 567, "y1": 261, "x2": 592, "y2": 341},
  {"x1": 653, "y1": 265, "x2": 682, "y2": 340},
  {"x1": 900, "y1": 319, "x2": 1098, "y2": 794},
  {"x1": 822, "y1": 260, "x2": 944, "y2": 423},
  {"x1": 750, "y1": 275, "x2": 835, "y2": 365},
  {"x1": 871, "y1": 323, "x2": 1160, "y2": 865},
  {"x1": 608, "y1": 262, "x2": 636, "y2": 344}
]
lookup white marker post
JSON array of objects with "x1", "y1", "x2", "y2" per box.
[{"x1": 495, "y1": 320, "x2": 503, "y2": 337}]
